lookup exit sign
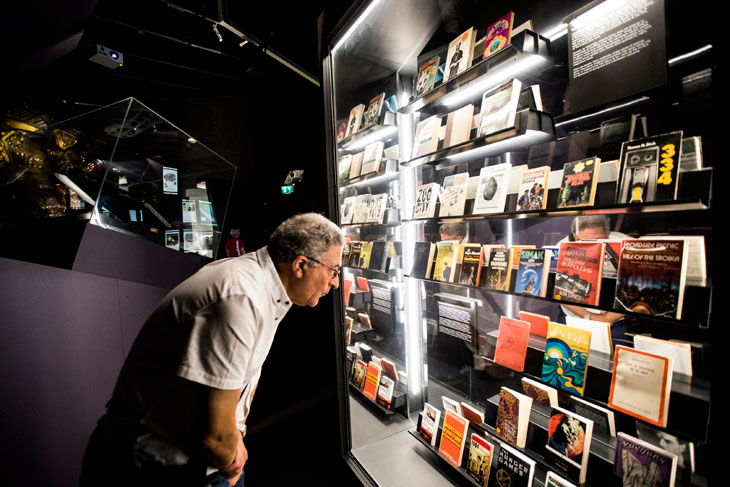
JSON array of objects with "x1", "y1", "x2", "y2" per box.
[{"x1": 281, "y1": 185, "x2": 294, "y2": 194}]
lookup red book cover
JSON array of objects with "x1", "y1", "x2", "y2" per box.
[
  {"x1": 343, "y1": 277, "x2": 353, "y2": 307},
  {"x1": 553, "y1": 241, "x2": 605, "y2": 306},
  {"x1": 483, "y1": 11, "x2": 514, "y2": 59},
  {"x1": 493, "y1": 317, "x2": 531, "y2": 372},
  {"x1": 439, "y1": 410, "x2": 470, "y2": 467},
  {"x1": 518, "y1": 311, "x2": 549, "y2": 338},
  {"x1": 362, "y1": 362, "x2": 381, "y2": 401},
  {"x1": 356, "y1": 276, "x2": 370, "y2": 292}
]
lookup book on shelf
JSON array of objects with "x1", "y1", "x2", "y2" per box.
[
  {"x1": 363, "y1": 92, "x2": 385, "y2": 129},
  {"x1": 361, "y1": 141, "x2": 384, "y2": 175},
  {"x1": 544, "y1": 406, "x2": 594, "y2": 484},
  {"x1": 460, "y1": 402, "x2": 485, "y2": 425},
  {"x1": 413, "y1": 182, "x2": 440, "y2": 218},
  {"x1": 432, "y1": 240, "x2": 460, "y2": 283},
  {"x1": 542, "y1": 322, "x2": 591, "y2": 396},
  {"x1": 553, "y1": 241, "x2": 606, "y2": 306},
  {"x1": 609, "y1": 345, "x2": 673, "y2": 428},
  {"x1": 418, "y1": 403, "x2": 441, "y2": 446},
  {"x1": 358, "y1": 242, "x2": 373, "y2": 269},
  {"x1": 345, "y1": 104, "x2": 365, "y2": 138},
  {"x1": 410, "y1": 241, "x2": 436, "y2": 279},
  {"x1": 352, "y1": 359, "x2": 367, "y2": 388},
  {"x1": 679, "y1": 136, "x2": 703, "y2": 171},
  {"x1": 340, "y1": 196, "x2": 356, "y2": 224},
  {"x1": 639, "y1": 235, "x2": 706, "y2": 287},
  {"x1": 412, "y1": 115, "x2": 441, "y2": 158},
  {"x1": 477, "y1": 78, "x2": 522, "y2": 138},
  {"x1": 356, "y1": 342, "x2": 373, "y2": 362},
  {"x1": 635, "y1": 422, "x2": 695, "y2": 473},
  {"x1": 366, "y1": 193, "x2": 387, "y2": 224},
  {"x1": 494, "y1": 438, "x2": 536, "y2": 487},
  {"x1": 518, "y1": 84, "x2": 543, "y2": 111},
  {"x1": 495, "y1": 386, "x2": 533, "y2": 448},
  {"x1": 514, "y1": 248, "x2": 550, "y2": 297},
  {"x1": 483, "y1": 247, "x2": 513, "y2": 291},
  {"x1": 493, "y1": 316, "x2": 531, "y2": 372},
  {"x1": 349, "y1": 151, "x2": 364, "y2": 179},
  {"x1": 633, "y1": 335, "x2": 692, "y2": 376},
  {"x1": 383, "y1": 144, "x2": 399, "y2": 161},
  {"x1": 415, "y1": 56, "x2": 440, "y2": 97},
  {"x1": 512, "y1": 19, "x2": 534, "y2": 37},
  {"x1": 570, "y1": 395, "x2": 616, "y2": 437},
  {"x1": 352, "y1": 194, "x2": 371, "y2": 224},
  {"x1": 356, "y1": 276, "x2": 369, "y2": 292},
  {"x1": 445, "y1": 27, "x2": 476, "y2": 82},
  {"x1": 344, "y1": 315, "x2": 353, "y2": 346},
  {"x1": 472, "y1": 162, "x2": 512, "y2": 215},
  {"x1": 545, "y1": 470, "x2": 579, "y2": 487},
  {"x1": 457, "y1": 244, "x2": 483, "y2": 286},
  {"x1": 466, "y1": 433, "x2": 493, "y2": 485},
  {"x1": 338, "y1": 154, "x2": 353, "y2": 182},
  {"x1": 379, "y1": 357, "x2": 399, "y2": 382},
  {"x1": 557, "y1": 157, "x2": 601, "y2": 208},
  {"x1": 515, "y1": 165, "x2": 550, "y2": 211},
  {"x1": 368, "y1": 241, "x2": 391, "y2": 272},
  {"x1": 614, "y1": 432, "x2": 678, "y2": 487},
  {"x1": 347, "y1": 242, "x2": 362, "y2": 267},
  {"x1": 510, "y1": 245, "x2": 537, "y2": 270},
  {"x1": 438, "y1": 409, "x2": 469, "y2": 468},
  {"x1": 439, "y1": 172, "x2": 469, "y2": 217},
  {"x1": 343, "y1": 277, "x2": 354, "y2": 308},
  {"x1": 483, "y1": 11, "x2": 514, "y2": 59},
  {"x1": 518, "y1": 310, "x2": 549, "y2": 337},
  {"x1": 521, "y1": 377, "x2": 559, "y2": 408},
  {"x1": 564, "y1": 316, "x2": 612, "y2": 355},
  {"x1": 617, "y1": 131, "x2": 683, "y2": 204},
  {"x1": 345, "y1": 345, "x2": 357, "y2": 379},
  {"x1": 336, "y1": 120, "x2": 347, "y2": 142},
  {"x1": 357, "y1": 313, "x2": 373, "y2": 331},
  {"x1": 442, "y1": 395, "x2": 462, "y2": 416},
  {"x1": 614, "y1": 239, "x2": 688, "y2": 319},
  {"x1": 444, "y1": 104, "x2": 474, "y2": 148},
  {"x1": 376, "y1": 374, "x2": 395, "y2": 408},
  {"x1": 362, "y1": 361, "x2": 381, "y2": 401}
]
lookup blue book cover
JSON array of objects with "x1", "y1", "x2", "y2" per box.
[{"x1": 514, "y1": 248, "x2": 548, "y2": 296}]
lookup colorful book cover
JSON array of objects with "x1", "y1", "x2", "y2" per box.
[
  {"x1": 336, "y1": 119, "x2": 347, "y2": 142},
  {"x1": 484, "y1": 247, "x2": 513, "y2": 291},
  {"x1": 617, "y1": 131, "x2": 683, "y2": 204},
  {"x1": 162, "y1": 166, "x2": 178, "y2": 194},
  {"x1": 363, "y1": 92, "x2": 385, "y2": 128},
  {"x1": 473, "y1": 163, "x2": 511, "y2": 214},
  {"x1": 493, "y1": 441, "x2": 536, "y2": 487},
  {"x1": 516, "y1": 166, "x2": 550, "y2": 211},
  {"x1": 415, "y1": 56, "x2": 439, "y2": 97},
  {"x1": 433, "y1": 240, "x2": 459, "y2": 282},
  {"x1": 457, "y1": 244, "x2": 483, "y2": 286},
  {"x1": 614, "y1": 432, "x2": 678, "y2": 487},
  {"x1": 418, "y1": 403, "x2": 441, "y2": 446},
  {"x1": 483, "y1": 11, "x2": 514, "y2": 59},
  {"x1": 445, "y1": 27, "x2": 475, "y2": 82},
  {"x1": 439, "y1": 172, "x2": 469, "y2": 217},
  {"x1": 545, "y1": 406, "x2": 594, "y2": 484},
  {"x1": 493, "y1": 316, "x2": 531, "y2": 372},
  {"x1": 614, "y1": 239, "x2": 688, "y2": 319},
  {"x1": 376, "y1": 374, "x2": 395, "y2": 408},
  {"x1": 609, "y1": 346, "x2": 673, "y2": 427},
  {"x1": 521, "y1": 377, "x2": 559, "y2": 408},
  {"x1": 558, "y1": 157, "x2": 600, "y2": 208},
  {"x1": 495, "y1": 387, "x2": 533, "y2": 448},
  {"x1": 362, "y1": 361, "x2": 382, "y2": 401},
  {"x1": 518, "y1": 310, "x2": 549, "y2": 337},
  {"x1": 477, "y1": 78, "x2": 522, "y2": 138},
  {"x1": 352, "y1": 359, "x2": 367, "y2": 388},
  {"x1": 438, "y1": 410, "x2": 469, "y2": 467},
  {"x1": 345, "y1": 104, "x2": 365, "y2": 138},
  {"x1": 410, "y1": 242, "x2": 436, "y2": 279},
  {"x1": 542, "y1": 322, "x2": 591, "y2": 396},
  {"x1": 165, "y1": 230, "x2": 180, "y2": 250},
  {"x1": 553, "y1": 241, "x2": 605, "y2": 306},
  {"x1": 466, "y1": 433, "x2": 493, "y2": 484},
  {"x1": 514, "y1": 248, "x2": 549, "y2": 296},
  {"x1": 413, "y1": 182, "x2": 440, "y2": 218}
]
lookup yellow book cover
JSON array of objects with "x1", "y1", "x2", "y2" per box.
[
  {"x1": 541, "y1": 322, "x2": 592, "y2": 396},
  {"x1": 358, "y1": 242, "x2": 374, "y2": 269},
  {"x1": 433, "y1": 240, "x2": 459, "y2": 282}
]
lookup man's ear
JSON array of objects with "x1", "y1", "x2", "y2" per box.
[{"x1": 291, "y1": 256, "x2": 308, "y2": 277}]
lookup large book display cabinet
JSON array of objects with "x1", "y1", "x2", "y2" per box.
[{"x1": 323, "y1": 1, "x2": 714, "y2": 486}]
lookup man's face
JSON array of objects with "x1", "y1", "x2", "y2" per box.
[
  {"x1": 295, "y1": 244, "x2": 342, "y2": 307},
  {"x1": 575, "y1": 226, "x2": 609, "y2": 240}
]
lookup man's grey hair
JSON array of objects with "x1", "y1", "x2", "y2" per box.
[
  {"x1": 570, "y1": 215, "x2": 610, "y2": 238},
  {"x1": 268, "y1": 213, "x2": 344, "y2": 265}
]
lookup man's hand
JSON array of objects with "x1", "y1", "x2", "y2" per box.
[{"x1": 219, "y1": 432, "x2": 247, "y2": 484}]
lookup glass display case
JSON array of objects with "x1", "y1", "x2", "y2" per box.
[
  {"x1": 0, "y1": 97, "x2": 236, "y2": 261},
  {"x1": 324, "y1": 1, "x2": 713, "y2": 486}
]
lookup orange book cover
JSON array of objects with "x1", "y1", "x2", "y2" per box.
[
  {"x1": 493, "y1": 317, "x2": 531, "y2": 372},
  {"x1": 518, "y1": 311, "x2": 549, "y2": 337},
  {"x1": 362, "y1": 362, "x2": 382, "y2": 401},
  {"x1": 343, "y1": 278, "x2": 353, "y2": 307},
  {"x1": 356, "y1": 276, "x2": 370, "y2": 292},
  {"x1": 439, "y1": 410, "x2": 470, "y2": 467}
]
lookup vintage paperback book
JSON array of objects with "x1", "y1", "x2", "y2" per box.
[
  {"x1": 493, "y1": 316, "x2": 531, "y2": 372},
  {"x1": 515, "y1": 165, "x2": 550, "y2": 211},
  {"x1": 379, "y1": 357, "x2": 399, "y2": 382},
  {"x1": 413, "y1": 182, "x2": 440, "y2": 219},
  {"x1": 633, "y1": 335, "x2": 692, "y2": 377},
  {"x1": 570, "y1": 395, "x2": 616, "y2": 437},
  {"x1": 361, "y1": 141, "x2": 384, "y2": 175},
  {"x1": 466, "y1": 433, "x2": 493, "y2": 485},
  {"x1": 358, "y1": 241, "x2": 373, "y2": 269},
  {"x1": 410, "y1": 241, "x2": 436, "y2": 279},
  {"x1": 415, "y1": 56, "x2": 440, "y2": 97},
  {"x1": 514, "y1": 248, "x2": 550, "y2": 297},
  {"x1": 438, "y1": 409, "x2": 470, "y2": 467},
  {"x1": 444, "y1": 104, "x2": 474, "y2": 148},
  {"x1": 439, "y1": 172, "x2": 469, "y2": 217},
  {"x1": 363, "y1": 92, "x2": 385, "y2": 129},
  {"x1": 349, "y1": 151, "x2": 364, "y2": 179},
  {"x1": 418, "y1": 403, "x2": 441, "y2": 446},
  {"x1": 483, "y1": 11, "x2": 514, "y2": 59},
  {"x1": 544, "y1": 406, "x2": 594, "y2": 484},
  {"x1": 347, "y1": 242, "x2": 362, "y2": 267},
  {"x1": 376, "y1": 374, "x2": 395, "y2": 409},
  {"x1": 542, "y1": 322, "x2": 592, "y2": 396},
  {"x1": 366, "y1": 193, "x2": 387, "y2": 224},
  {"x1": 614, "y1": 239, "x2": 688, "y2": 319},
  {"x1": 564, "y1": 316, "x2": 612, "y2": 355},
  {"x1": 445, "y1": 27, "x2": 476, "y2": 81},
  {"x1": 345, "y1": 104, "x2": 365, "y2": 138},
  {"x1": 433, "y1": 240, "x2": 460, "y2": 283},
  {"x1": 442, "y1": 395, "x2": 462, "y2": 416},
  {"x1": 368, "y1": 241, "x2": 390, "y2": 272},
  {"x1": 494, "y1": 440, "x2": 536, "y2": 487},
  {"x1": 412, "y1": 115, "x2": 442, "y2": 158},
  {"x1": 614, "y1": 432, "x2": 678, "y2": 487},
  {"x1": 518, "y1": 84, "x2": 543, "y2": 111},
  {"x1": 484, "y1": 247, "x2": 513, "y2": 291},
  {"x1": 545, "y1": 471, "x2": 579, "y2": 487},
  {"x1": 635, "y1": 422, "x2": 695, "y2": 473},
  {"x1": 553, "y1": 241, "x2": 606, "y2": 306},
  {"x1": 340, "y1": 196, "x2": 356, "y2": 224},
  {"x1": 521, "y1": 377, "x2": 559, "y2": 408},
  {"x1": 518, "y1": 310, "x2": 549, "y2": 337},
  {"x1": 557, "y1": 157, "x2": 601, "y2": 208},
  {"x1": 457, "y1": 244, "x2": 483, "y2": 286},
  {"x1": 473, "y1": 163, "x2": 512, "y2": 215},
  {"x1": 352, "y1": 194, "x2": 371, "y2": 224},
  {"x1": 338, "y1": 154, "x2": 353, "y2": 182},
  {"x1": 617, "y1": 131, "x2": 683, "y2": 204},
  {"x1": 352, "y1": 359, "x2": 367, "y2": 388},
  {"x1": 639, "y1": 235, "x2": 706, "y2": 287},
  {"x1": 477, "y1": 78, "x2": 522, "y2": 138},
  {"x1": 609, "y1": 346, "x2": 673, "y2": 427},
  {"x1": 460, "y1": 402, "x2": 485, "y2": 425},
  {"x1": 362, "y1": 361, "x2": 382, "y2": 401},
  {"x1": 495, "y1": 386, "x2": 533, "y2": 448}
]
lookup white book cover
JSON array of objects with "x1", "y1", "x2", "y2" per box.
[
  {"x1": 473, "y1": 163, "x2": 512, "y2": 214},
  {"x1": 633, "y1": 335, "x2": 693, "y2": 376},
  {"x1": 420, "y1": 403, "x2": 441, "y2": 446},
  {"x1": 515, "y1": 165, "x2": 550, "y2": 211},
  {"x1": 163, "y1": 166, "x2": 178, "y2": 194},
  {"x1": 445, "y1": 27, "x2": 475, "y2": 81},
  {"x1": 439, "y1": 172, "x2": 469, "y2": 217},
  {"x1": 367, "y1": 193, "x2": 387, "y2": 224},
  {"x1": 413, "y1": 182, "x2": 440, "y2": 219},
  {"x1": 164, "y1": 230, "x2": 180, "y2": 250},
  {"x1": 345, "y1": 104, "x2": 365, "y2": 137},
  {"x1": 477, "y1": 78, "x2": 522, "y2": 138},
  {"x1": 564, "y1": 316, "x2": 613, "y2": 355},
  {"x1": 639, "y1": 235, "x2": 706, "y2": 286},
  {"x1": 340, "y1": 196, "x2": 357, "y2": 224},
  {"x1": 361, "y1": 141, "x2": 384, "y2": 175},
  {"x1": 442, "y1": 395, "x2": 462, "y2": 416},
  {"x1": 412, "y1": 115, "x2": 441, "y2": 158},
  {"x1": 338, "y1": 154, "x2": 353, "y2": 182},
  {"x1": 182, "y1": 199, "x2": 197, "y2": 223},
  {"x1": 446, "y1": 104, "x2": 474, "y2": 147},
  {"x1": 352, "y1": 194, "x2": 372, "y2": 224}
]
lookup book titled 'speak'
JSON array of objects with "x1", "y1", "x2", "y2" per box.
[
  {"x1": 614, "y1": 432, "x2": 678, "y2": 487},
  {"x1": 553, "y1": 241, "x2": 605, "y2": 306},
  {"x1": 438, "y1": 410, "x2": 469, "y2": 467},
  {"x1": 542, "y1": 322, "x2": 591, "y2": 396}
]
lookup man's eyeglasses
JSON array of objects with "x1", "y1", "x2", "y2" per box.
[{"x1": 305, "y1": 256, "x2": 341, "y2": 279}]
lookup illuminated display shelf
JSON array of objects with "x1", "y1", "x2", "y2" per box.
[{"x1": 339, "y1": 119, "x2": 399, "y2": 152}]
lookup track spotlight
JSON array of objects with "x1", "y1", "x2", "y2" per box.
[{"x1": 212, "y1": 23, "x2": 223, "y2": 42}]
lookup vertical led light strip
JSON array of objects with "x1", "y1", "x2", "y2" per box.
[{"x1": 506, "y1": 218, "x2": 515, "y2": 319}]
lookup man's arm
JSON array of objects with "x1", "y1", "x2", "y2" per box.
[{"x1": 203, "y1": 387, "x2": 247, "y2": 476}]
